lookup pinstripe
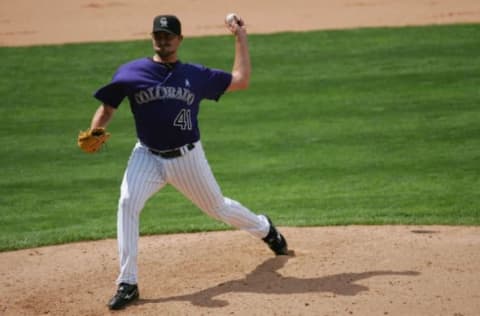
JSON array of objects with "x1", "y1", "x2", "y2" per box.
[
  {"x1": 116, "y1": 141, "x2": 270, "y2": 284},
  {"x1": 192, "y1": 144, "x2": 224, "y2": 208},
  {"x1": 170, "y1": 148, "x2": 213, "y2": 211},
  {"x1": 166, "y1": 142, "x2": 268, "y2": 237},
  {"x1": 117, "y1": 144, "x2": 166, "y2": 284},
  {"x1": 186, "y1": 148, "x2": 221, "y2": 210},
  {"x1": 170, "y1": 145, "x2": 221, "y2": 213}
]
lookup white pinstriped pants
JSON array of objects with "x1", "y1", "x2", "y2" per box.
[{"x1": 116, "y1": 141, "x2": 270, "y2": 285}]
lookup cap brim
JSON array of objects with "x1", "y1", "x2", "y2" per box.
[{"x1": 152, "y1": 28, "x2": 178, "y2": 35}]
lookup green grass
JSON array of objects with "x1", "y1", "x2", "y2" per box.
[{"x1": 0, "y1": 24, "x2": 479, "y2": 251}]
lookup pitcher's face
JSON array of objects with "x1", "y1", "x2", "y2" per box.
[{"x1": 152, "y1": 32, "x2": 183, "y2": 60}]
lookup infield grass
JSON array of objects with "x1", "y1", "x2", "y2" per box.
[{"x1": 0, "y1": 24, "x2": 479, "y2": 251}]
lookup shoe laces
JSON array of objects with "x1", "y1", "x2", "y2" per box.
[{"x1": 116, "y1": 284, "x2": 135, "y2": 297}]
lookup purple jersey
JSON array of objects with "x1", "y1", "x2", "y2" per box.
[{"x1": 94, "y1": 58, "x2": 232, "y2": 150}]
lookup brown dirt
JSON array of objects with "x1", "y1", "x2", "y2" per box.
[
  {"x1": 1, "y1": 0, "x2": 480, "y2": 46},
  {"x1": 1, "y1": 1, "x2": 479, "y2": 315},
  {"x1": 1, "y1": 227, "x2": 480, "y2": 315}
]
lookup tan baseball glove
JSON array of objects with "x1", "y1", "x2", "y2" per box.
[{"x1": 77, "y1": 127, "x2": 111, "y2": 153}]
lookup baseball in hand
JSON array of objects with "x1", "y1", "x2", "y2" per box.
[{"x1": 225, "y1": 13, "x2": 243, "y2": 27}]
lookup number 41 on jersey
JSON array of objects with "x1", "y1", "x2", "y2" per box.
[{"x1": 173, "y1": 109, "x2": 192, "y2": 130}]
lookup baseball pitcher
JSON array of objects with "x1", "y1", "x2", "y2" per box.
[{"x1": 78, "y1": 14, "x2": 288, "y2": 310}]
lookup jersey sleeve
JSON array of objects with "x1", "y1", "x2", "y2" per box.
[
  {"x1": 202, "y1": 67, "x2": 233, "y2": 101},
  {"x1": 93, "y1": 70, "x2": 128, "y2": 108}
]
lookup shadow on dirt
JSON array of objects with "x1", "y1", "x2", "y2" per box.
[{"x1": 137, "y1": 254, "x2": 420, "y2": 308}]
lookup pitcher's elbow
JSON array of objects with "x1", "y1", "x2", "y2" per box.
[
  {"x1": 229, "y1": 73, "x2": 250, "y2": 91},
  {"x1": 239, "y1": 78, "x2": 250, "y2": 90}
]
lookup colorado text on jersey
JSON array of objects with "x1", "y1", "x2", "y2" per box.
[{"x1": 134, "y1": 85, "x2": 195, "y2": 105}]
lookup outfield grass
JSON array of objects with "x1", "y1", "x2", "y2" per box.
[{"x1": 0, "y1": 24, "x2": 479, "y2": 251}]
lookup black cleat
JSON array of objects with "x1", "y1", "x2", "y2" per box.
[
  {"x1": 262, "y1": 215, "x2": 288, "y2": 255},
  {"x1": 107, "y1": 283, "x2": 139, "y2": 310}
]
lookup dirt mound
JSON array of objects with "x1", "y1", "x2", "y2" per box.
[{"x1": 1, "y1": 227, "x2": 479, "y2": 315}]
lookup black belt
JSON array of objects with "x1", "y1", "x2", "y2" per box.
[{"x1": 149, "y1": 143, "x2": 195, "y2": 159}]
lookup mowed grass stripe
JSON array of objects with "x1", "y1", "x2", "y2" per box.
[{"x1": 0, "y1": 24, "x2": 478, "y2": 251}]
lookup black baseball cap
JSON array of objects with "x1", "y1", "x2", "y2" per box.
[{"x1": 152, "y1": 15, "x2": 181, "y2": 36}]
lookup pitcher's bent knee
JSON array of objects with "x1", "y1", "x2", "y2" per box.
[{"x1": 118, "y1": 196, "x2": 144, "y2": 217}]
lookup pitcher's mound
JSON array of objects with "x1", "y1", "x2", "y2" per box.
[{"x1": 1, "y1": 226, "x2": 479, "y2": 315}]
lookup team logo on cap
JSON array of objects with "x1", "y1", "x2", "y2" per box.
[{"x1": 160, "y1": 17, "x2": 168, "y2": 27}]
